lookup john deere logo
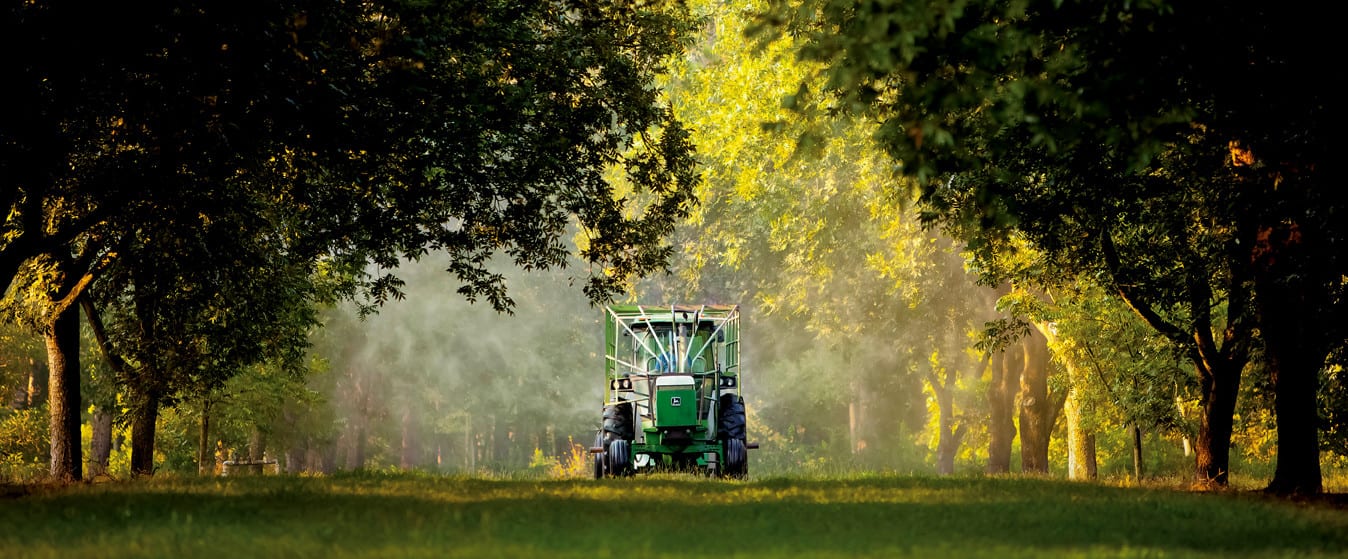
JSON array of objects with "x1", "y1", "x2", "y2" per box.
[{"x1": 670, "y1": 396, "x2": 682, "y2": 407}]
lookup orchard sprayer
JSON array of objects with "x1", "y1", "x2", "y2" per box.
[{"x1": 591, "y1": 304, "x2": 755, "y2": 478}]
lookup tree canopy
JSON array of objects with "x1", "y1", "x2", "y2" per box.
[
  {"x1": 3, "y1": 0, "x2": 699, "y2": 307},
  {"x1": 2, "y1": 0, "x2": 700, "y2": 481},
  {"x1": 757, "y1": 0, "x2": 1342, "y2": 492}
]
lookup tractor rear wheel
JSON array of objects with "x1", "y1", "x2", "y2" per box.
[
  {"x1": 718, "y1": 394, "x2": 748, "y2": 478},
  {"x1": 603, "y1": 403, "x2": 634, "y2": 441},
  {"x1": 718, "y1": 394, "x2": 746, "y2": 440},
  {"x1": 607, "y1": 439, "x2": 632, "y2": 477},
  {"x1": 592, "y1": 431, "x2": 606, "y2": 479}
]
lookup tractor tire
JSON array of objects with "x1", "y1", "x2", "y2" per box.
[
  {"x1": 608, "y1": 439, "x2": 632, "y2": 477},
  {"x1": 718, "y1": 394, "x2": 746, "y2": 441},
  {"x1": 602, "y1": 403, "x2": 634, "y2": 441},
  {"x1": 592, "y1": 431, "x2": 606, "y2": 479},
  {"x1": 723, "y1": 438, "x2": 748, "y2": 479}
]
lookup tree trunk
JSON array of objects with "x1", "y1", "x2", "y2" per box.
[
  {"x1": 198, "y1": 398, "x2": 213, "y2": 476},
  {"x1": 348, "y1": 425, "x2": 366, "y2": 470},
  {"x1": 282, "y1": 407, "x2": 306, "y2": 474},
  {"x1": 932, "y1": 374, "x2": 956, "y2": 475},
  {"x1": 79, "y1": 297, "x2": 121, "y2": 479},
  {"x1": 848, "y1": 377, "x2": 866, "y2": 454},
  {"x1": 1255, "y1": 222, "x2": 1326, "y2": 495},
  {"x1": 548, "y1": 424, "x2": 559, "y2": 458},
  {"x1": 1264, "y1": 340, "x2": 1322, "y2": 494},
  {"x1": 1018, "y1": 329, "x2": 1054, "y2": 473},
  {"x1": 305, "y1": 440, "x2": 337, "y2": 475},
  {"x1": 932, "y1": 354, "x2": 975, "y2": 475},
  {"x1": 493, "y1": 415, "x2": 509, "y2": 466},
  {"x1": 986, "y1": 349, "x2": 1017, "y2": 473},
  {"x1": 11, "y1": 358, "x2": 45, "y2": 410},
  {"x1": 1131, "y1": 424, "x2": 1144, "y2": 480},
  {"x1": 88, "y1": 407, "x2": 113, "y2": 478},
  {"x1": 436, "y1": 437, "x2": 443, "y2": 470},
  {"x1": 1102, "y1": 229, "x2": 1253, "y2": 490},
  {"x1": 1174, "y1": 393, "x2": 1193, "y2": 458},
  {"x1": 1194, "y1": 358, "x2": 1241, "y2": 487},
  {"x1": 1043, "y1": 320, "x2": 1095, "y2": 481},
  {"x1": 248, "y1": 427, "x2": 266, "y2": 462},
  {"x1": 465, "y1": 415, "x2": 475, "y2": 471},
  {"x1": 345, "y1": 370, "x2": 370, "y2": 470},
  {"x1": 9, "y1": 380, "x2": 23, "y2": 410},
  {"x1": 130, "y1": 391, "x2": 159, "y2": 477},
  {"x1": 45, "y1": 303, "x2": 82, "y2": 482},
  {"x1": 1064, "y1": 380, "x2": 1097, "y2": 480},
  {"x1": 303, "y1": 447, "x2": 321, "y2": 474},
  {"x1": 400, "y1": 407, "x2": 419, "y2": 470},
  {"x1": 29, "y1": 358, "x2": 46, "y2": 408},
  {"x1": 285, "y1": 444, "x2": 305, "y2": 474}
]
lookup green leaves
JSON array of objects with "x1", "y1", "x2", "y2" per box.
[
  {"x1": 4, "y1": 0, "x2": 702, "y2": 314},
  {"x1": 0, "y1": 2, "x2": 708, "y2": 480}
]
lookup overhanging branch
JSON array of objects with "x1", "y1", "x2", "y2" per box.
[{"x1": 1100, "y1": 228, "x2": 1202, "y2": 366}]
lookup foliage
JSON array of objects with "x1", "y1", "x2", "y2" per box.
[
  {"x1": 752, "y1": 0, "x2": 1345, "y2": 490},
  {"x1": 0, "y1": 317, "x2": 44, "y2": 368},
  {"x1": 149, "y1": 407, "x2": 201, "y2": 475},
  {"x1": 140, "y1": 356, "x2": 327, "y2": 476},
  {"x1": 80, "y1": 419, "x2": 133, "y2": 481},
  {"x1": 526, "y1": 438, "x2": 592, "y2": 479},
  {"x1": 89, "y1": 191, "x2": 324, "y2": 413},
  {"x1": 3, "y1": 0, "x2": 701, "y2": 308},
  {"x1": 0, "y1": 406, "x2": 46, "y2": 483},
  {"x1": 1032, "y1": 281, "x2": 1193, "y2": 437},
  {"x1": 646, "y1": 0, "x2": 997, "y2": 475},
  {"x1": 1323, "y1": 356, "x2": 1348, "y2": 460},
  {"x1": 4, "y1": 0, "x2": 703, "y2": 480}
]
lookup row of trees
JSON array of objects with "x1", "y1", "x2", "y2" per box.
[
  {"x1": 646, "y1": 0, "x2": 1206, "y2": 480},
  {"x1": 749, "y1": 0, "x2": 1342, "y2": 493},
  {"x1": 2, "y1": 0, "x2": 1341, "y2": 496},
  {"x1": 2, "y1": 0, "x2": 699, "y2": 482}
]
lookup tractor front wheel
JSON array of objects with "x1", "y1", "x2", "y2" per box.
[
  {"x1": 723, "y1": 438, "x2": 747, "y2": 479},
  {"x1": 607, "y1": 439, "x2": 632, "y2": 477}
]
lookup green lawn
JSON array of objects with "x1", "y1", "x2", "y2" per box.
[{"x1": 3, "y1": 473, "x2": 1347, "y2": 558}]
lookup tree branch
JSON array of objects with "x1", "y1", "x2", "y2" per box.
[
  {"x1": 1185, "y1": 257, "x2": 1222, "y2": 373},
  {"x1": 1100, "y1": 228, "x2": 1201, "y2": 365},
  {"x1": 47, "y1": 236, "x2": 125, "y2": 322},
  {"x1": 1220, "y1": 217, "x2": 1256, "y2": 366},
  {"x1": 81, "y1": 296, "x2": 130, "y2": 377},
  {"x1": 951, "y1": 421, "x2": 969, "y2": 449},
  {"x1": 924, "y1": 370, "x2": 944, "y2": 398}
]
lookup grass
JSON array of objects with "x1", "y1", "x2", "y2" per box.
[{"x1": 3, "y1": 472, "x2": 1348, "y2": 558}]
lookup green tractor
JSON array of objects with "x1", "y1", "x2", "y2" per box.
[{"x1": 592, "y1": 304, "x2": 754, "y2": 478}]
